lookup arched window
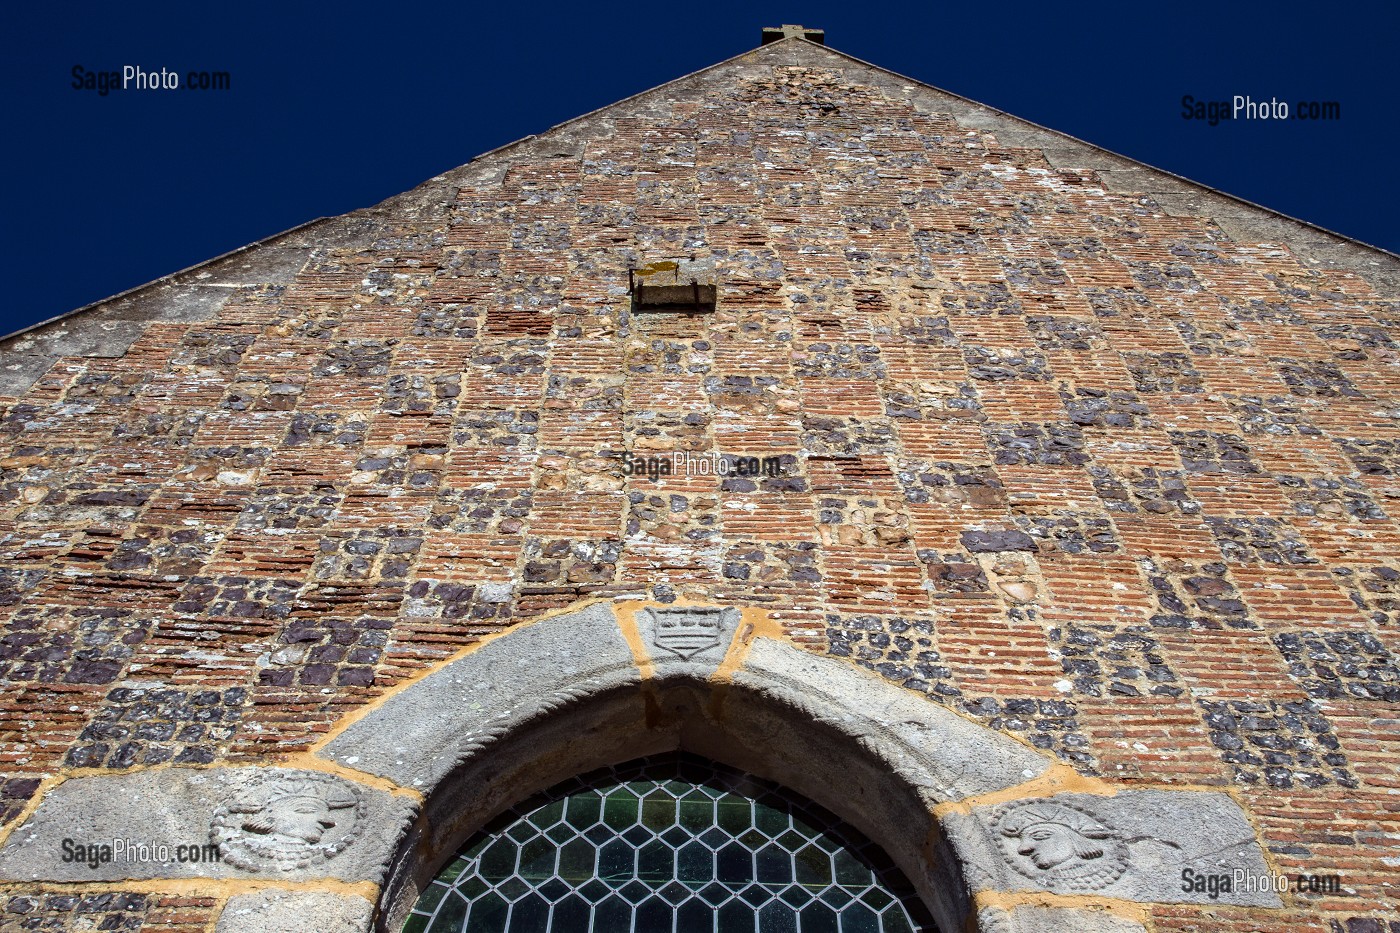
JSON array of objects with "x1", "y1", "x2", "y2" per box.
[{"x1": 403, "y1": 752, "x2": 934, "y2": 932}]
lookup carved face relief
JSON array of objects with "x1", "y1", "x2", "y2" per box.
[
  {"x1": 211, "y1": 771, "x2": 364, "y2": 872},
  {"x1": 993, "y1": 799, "x2": 1128, "y2": 892},
  {"x1": 262, "y1": 794, "x2": 339, "y2": 844}
]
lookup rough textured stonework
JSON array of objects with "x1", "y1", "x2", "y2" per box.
[{"x1": 1, "y1": 36, "x2": 1398, "y2": 931}]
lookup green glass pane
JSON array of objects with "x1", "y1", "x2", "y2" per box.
[
  {"x1": 678, "y1": 794, "x2": 714, "y2": 831},
  {"x1": 794, "y1": 845, "x2": 833, "y2": 887},
  {"x1": 677, "y1": 897, "x2": 715, "y2": 933},
  {"x1": 832, "y1": 850, "x2": 873, "y2": 889},
  {"x1": 437, "y1": 856, "x2": 471, "y2": 885},
  {"x1": 881, "y1": 906, "x2": 916, "y2": 933},
  {"x1": 527, "y1": 799, "x2": 566, "y2": 830},
  {"x1": 716, "y1": 842, "x2": 753, "y2": 885},
  {"x1": 799, "y1": 901, "x2": 839, "y2": 933},
  {"x1": 401, "y1": 914, "x2": 429, "y2": 933},
  {"x1": 477, "y1": 838, "x2": 516, "y2": 882},
  {"x1": 717, "y1": 899, "x2": 755, "y2": 933},
  {"x1": 603, "y1": 792, "x2": 640, "y2": 830},
  {"x1": 740, "y1": 829, "x2": 767, "y2": 848},
  {"x1": 598, "y1": 838, "x2": 634, "y2": 883},
  {"x1": 431, "y1": 891, "x2": 469, "y2": 931},
  {"x1": 550, "y1": 896, "x2": 591, "y2": 933},
  {"x1": 518, "y1": 835, "x2": 555, "y2": 881},
  {"x1": 497, "y1": 878, "x2": 528, "y2": 903},
  {"x1": 755, "y1": 845, "x2": 792, "y2": 886},
  {"x1": 580, "y1": 879, "x2": 610, "y2": 903},
  {"x1": 557, "y1": 837, "x2": 596, "y2": 883},
  {"x1": 564, "y1": 794, "x2": 601, "y2": 829},
  {"x1": 717, "y1": 795, "x2": 751, "y2": 834},
  {"x1": 757, "y1": 900, "x2": 798, "y2": 933},
  {"x1": 638, "y1": 838, "x2": 674, "y2": 883},
  {"x1": 636, "y1": 896, "x2": 672, "y2": 930},
  {"x1": 837, "y1": 900, "x2": 879, "y2": 933},
  {"x1": 694, "y1": 781, "x2": 724, "y2": 800},
  {"x1": 594, "y1": 895, "x2": 632, "y2": 929},
  {"x1": 753, "y1": 802, "x2": 789, "y2": 838},
  {"x1": 788, "y1": 813, "x2": 823, "y2": 841},
  {"x1": 415, "y1": 882, "x2": 450, "y2": 913},
  {"x1": 507, "y1": 893, "x2": 548, "y2": 932},
  {"x1": 642, "y1": 793, "x2": 676, "y2": 831},
  {"x1": 677, "y1": 841, "x2": 713, "y2": 885},
  {"x1": 465, "y1": 892, "x2": 508, "y2": 933},
  {"x1": 461, "y1": 836, "x2": 492, "y2": 860}
]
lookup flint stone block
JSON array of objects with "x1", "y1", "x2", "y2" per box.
[
  {"x1": 962, "y1": 529, "x2": 1038, "y2": 553},
  {"x1": 216, "y1": 890, "x2": 373, "y2": 933},
  {"x1": 732, "y1": 637, "x2": 1052, "y2": 802},
  {"x1": 945, "y1": 790, "x2": 1281, "y2": 907},
  {"x1": 978, "y1": 905, "x2": 1146, "y2": 933},
  {"x1": 320, "y1": 603, "x2": 640, "y2": 787},
  {"x1": 0, "y1": 768, "x2": 413, "y2": 884}
]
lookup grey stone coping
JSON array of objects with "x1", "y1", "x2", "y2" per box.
[
  {"x1": 0, "y1": 767, "x2": 414, "y2": 884},
  {"x1": 0, "y1": 237, "x2": 318, "y2": 396},
  {"x1": 215, "y1": 890, "x2": 374, "y2": 933},
  {"x1": 11, "y1": 35, "x2": 1395, "y2": 402},
  {"x1": 945, "y1": 790, "x2": 1282, "y2": 908},
  {"x1": 731, "y1": 636, "x2": 1054, "y2": 803},
  {"x1": 319, "y1": 602, "x2": 642, "y2": 788},
  {"x1": 786, "y1": 39, "x2": 1399, "y2": 290}
]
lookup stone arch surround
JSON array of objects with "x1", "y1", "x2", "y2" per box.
[{"x1": 0, "y1": 601, "x2": 1282, "y2": 933}]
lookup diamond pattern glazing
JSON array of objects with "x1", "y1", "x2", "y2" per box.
[{"x1": 403, "y1": 753, "x2": 934, "y2": 932}]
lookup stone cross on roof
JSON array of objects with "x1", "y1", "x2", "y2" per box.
[{"x1": 761, "y1": 24, "x2": 825, "y2": 45}]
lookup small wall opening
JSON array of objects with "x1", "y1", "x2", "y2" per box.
[{"x1": 629, "y1": 259, "x2": 718, "y2": 313}]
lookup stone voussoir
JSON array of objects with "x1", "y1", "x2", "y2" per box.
[
  {"x1": 732, "y1": 635, "x2": 1056, "y2": 803},
  {"x1": 318, "y1": 602, "x2": 643, "y2": 788}
]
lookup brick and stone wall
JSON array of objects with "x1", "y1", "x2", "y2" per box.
[{"x1": 0, "y1": 38, "x2": 1396, "y2": 931}]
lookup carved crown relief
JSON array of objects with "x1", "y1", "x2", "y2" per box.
[
  {"x1": 638, "y1": 606, "x2": 740, "y2": 660},
  {"x1": 210, "y1": 771, "x2": 364, "y2": 872}
]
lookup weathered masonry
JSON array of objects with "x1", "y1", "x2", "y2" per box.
[{"x1": 1, "y1": 25, "x2": 1398, "y2": 933}]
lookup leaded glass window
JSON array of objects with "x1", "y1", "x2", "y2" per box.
[{"x1": 403, "y1": 753, "x2": 934, "y2": 932}]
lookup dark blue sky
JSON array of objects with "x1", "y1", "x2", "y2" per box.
[{"x1": 2, "y1": 1, "x2": 1395, "y2": 338}]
